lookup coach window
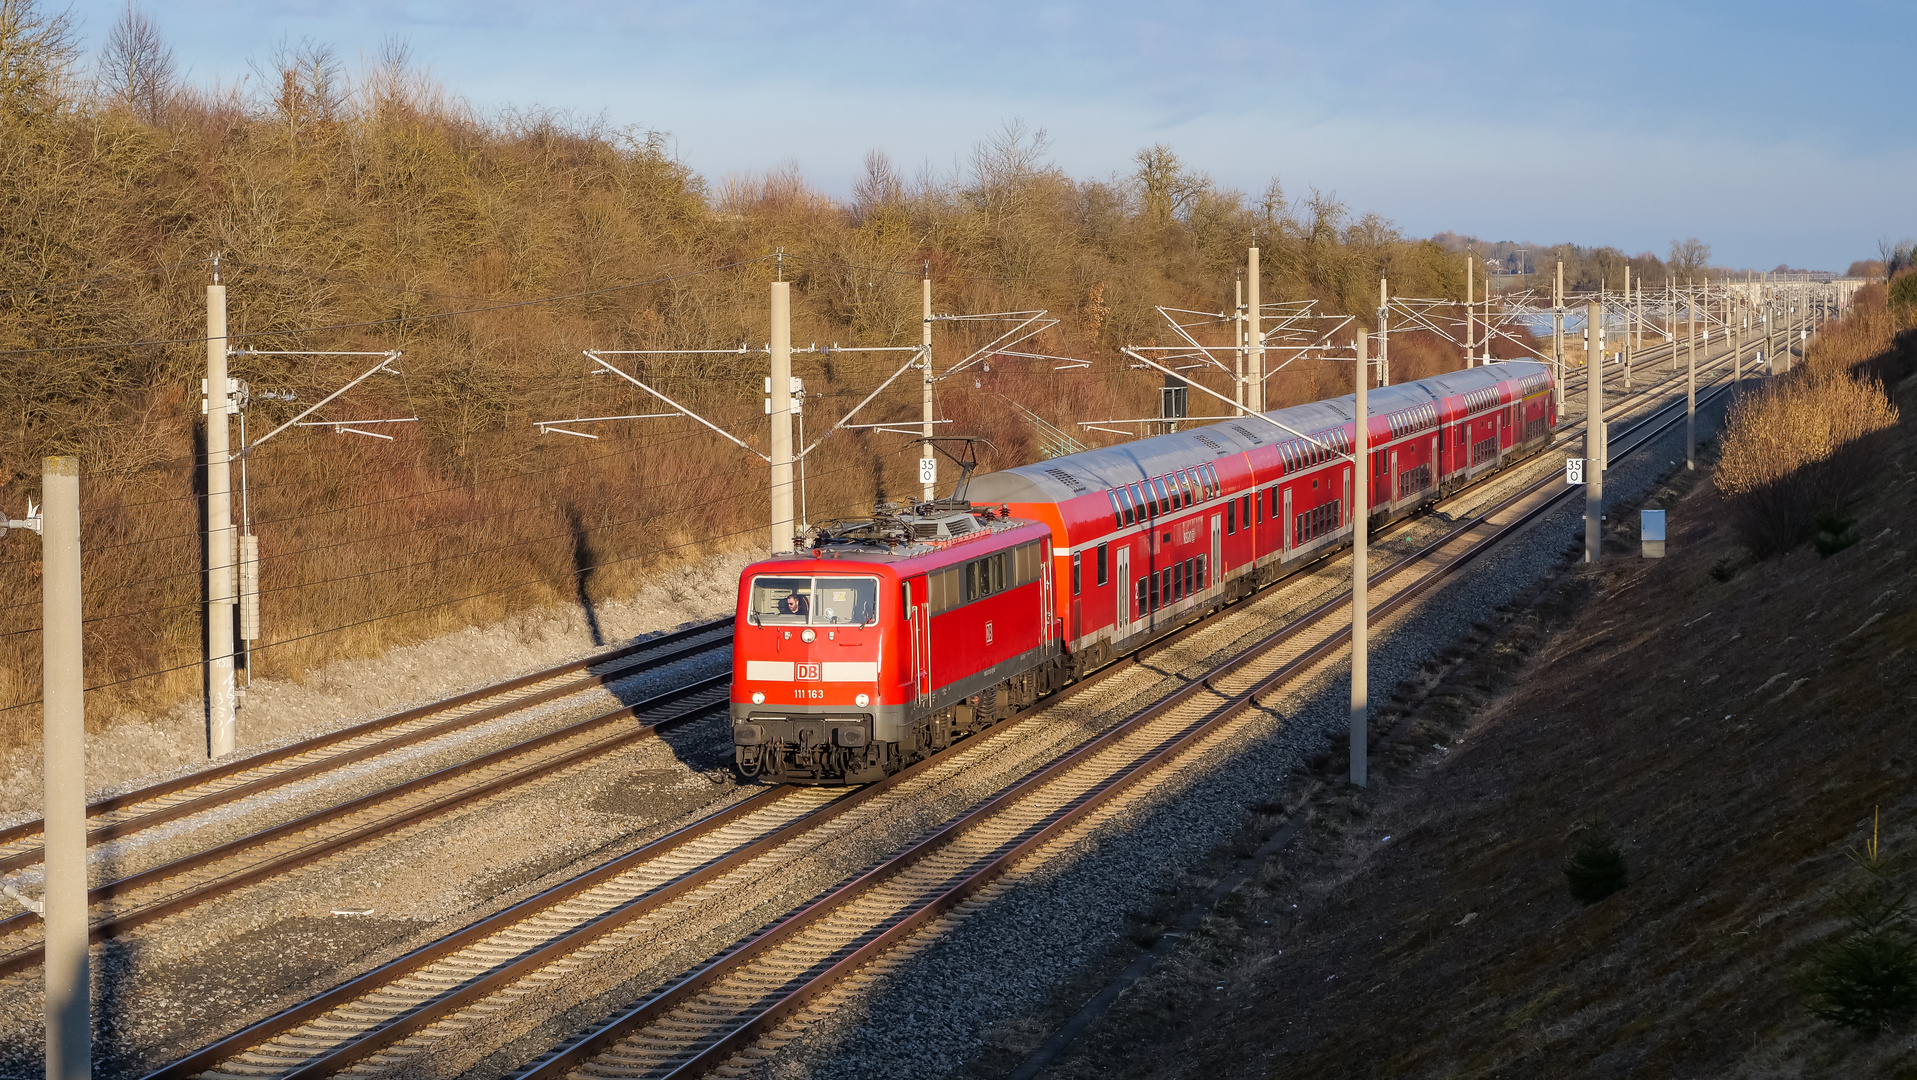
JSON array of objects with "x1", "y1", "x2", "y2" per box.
[
  {"x1": 1095, "y1": 543, "x2": 1109, "y2": 586},
  {"x1": 750, "y1": 576, "x2": 877, "y2": 626},
  {"x1": 1071, "y1": 552, "x2": 1082, "y2": 596},
  {"x1": 750, "y1": 576, "x2": 813, "y2": 625},
  {"x1": 1152, "y1": 477, "x2": 1172, "y2": 515},
  {"x1": 1242, "y1": 494, "x2": 1252, "y2": 527},
  {"x1": 814, "y1": 579, "x2": 879, "y2": 625},
  {"x1": 1255, "y1": 489, "x2": 1263, "y2": 522},
  {"x1": 1227, "y1": 499, "x2": 1236, "y2": 535},
  {"x1": 1106, "y1": 491, "x2": 1123, "y2": 529},
  {"x1": 1117, "y1": 486, "x2": 1136, "y2": 526},
  {"x1": 1181, "y1": 471, "x2": 1196, "y2": 506}
]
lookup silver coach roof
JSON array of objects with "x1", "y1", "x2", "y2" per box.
[{"x1": 968, "y1": 361, "x2": 1545, "y2": 504}]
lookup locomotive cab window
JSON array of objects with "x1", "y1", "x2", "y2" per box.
[{"x1": 749, "y1": 576, "x2": 878, "y2": 626}]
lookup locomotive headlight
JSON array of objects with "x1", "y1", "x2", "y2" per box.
[
  {"x1": 801, "y1": 629, "x2": 816, "y2": 643},
  {"x1": 855, "y1": 693, "x2": 870, "y2": 707},
  {"x1": 750, "y1": 691, "x2": 766, "y2": 704}
]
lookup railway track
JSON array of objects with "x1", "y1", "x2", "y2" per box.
[
  {"x1": 139, "y1": 361, "x2": 1738, "y2": 1080},
  {"x1": 0, "y1": 622, "x2": 732, "y2": 976},
  {"x1": 513, "y1": 371, "x2": 1732, "y2": 1080}
]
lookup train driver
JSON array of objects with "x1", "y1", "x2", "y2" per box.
[{"x1": 780, "y1": 591, "x2": 809, "y2": 619}]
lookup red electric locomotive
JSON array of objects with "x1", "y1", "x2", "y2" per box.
[
  {"x1": 731, "y1": 360, "x2": 1555, "y2": 783},
  {"x1": 730, "y1": 501, "x2": 1059, "y2": 782}
]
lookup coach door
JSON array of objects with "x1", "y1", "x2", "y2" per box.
[
  {"x1": 909, "y1": 582, "x2": 932, "y2": 706},
  {"x1": 1116, "y1": 545, "x2": 1132, "y2": 637},
  {"x1": 1390, "y1": 450, "x2": 1400, "y2": 505},
  {"x1": 1281, "y1": 490, "x2": 1292, "y2": 553},
  {"x1": 1210, "y1": 514, "x2": 1222, "y2": 593},
  {"x1": 1343, "y1": 468, "x2": 1352, "y2": 532},
  {"x1": 1042, "y1": 558, "x2": 1055, "y2": 648}
]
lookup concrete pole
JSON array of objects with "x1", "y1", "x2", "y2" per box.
[
  {"x1": 1234, "y1": 275, "x2": 1247, "y2": 413},
  {"x1": 1248, "y1": 246, "x2": 1263, "y2": 413},
  {"x1": 1623, "y1": 264, "x2": 1632, "y2": 390},
  {"x1": 770, "y1": 281, "x2": 796, "y2": 551},
  {"x1": 1464, "y1": 255, "x2": 1475, "y2": 368},
  {"x1": 41, "y1": 455, "x2": 90, "y2": 1080},
  {"x1": 920, "y1": 268, "x2": 934, "y2": 502},
  {"x1": 205, "y1": 283, "x2": 236, "y2": 758},
  {"x1": 1584, "y1": 303, "x2": 1603, "y2": 564},
  {"x1": 1733, "y1": 295, "x2": 1742, "y2": 389},
  {"x1": 1553, "y1": 261, "x2": 1564, "y2": 410},
  {"x1": 1350, "y1": 330, "x2": 1368, "y2": 789},
  {"x1": 1687, "y1": 297, "x2": 1698, "y2": 471},
  {"x1": 1634, "y1": 275, "x2": 1642, "y2": 352},
  {"x1": 1378, "y1": 276, "x2": 1390, "y2": 387}
]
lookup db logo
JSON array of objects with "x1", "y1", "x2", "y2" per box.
[
  {"x1": 985, "y1": 622, "x2": 994, "y2": 644},
  {"x1": 796, "y1": 663, "x2": 821, "y2": 681}
]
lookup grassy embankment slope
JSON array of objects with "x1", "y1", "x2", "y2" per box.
[{"x1": 1043, "y1": 285, "x2": 1917, "y2": 1078}]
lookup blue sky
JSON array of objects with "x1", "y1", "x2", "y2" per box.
[{"x1": 68, "y1": 0, "x2": 1916, "y2": 271}]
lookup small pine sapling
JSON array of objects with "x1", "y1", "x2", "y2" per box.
[{"x1": 1563, "y1": 825, "x2": 1628, "y2": 904}]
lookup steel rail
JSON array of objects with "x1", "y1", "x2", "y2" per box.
[
  {"x1": 0, "y1": 675, "x2": 730, "y2": 977},
  {"x1": 0, "y1": 619, "x2": 732, "y2": 858}
]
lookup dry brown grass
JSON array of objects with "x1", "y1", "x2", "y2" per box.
[{"x1": 1713, "y1": 286, "x2": 1915, "y2": 556}]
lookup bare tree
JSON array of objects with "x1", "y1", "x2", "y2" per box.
[
  {"x1": 1134, "y1": 144, "x2": 1206, "y2": 226},
  {"x1": 0, "y1": 0, "x2": 78, "y2": 122},
  {"x1": 851, "y1": 149, "x2": 902, "y2": 224},
  {"x1": 1878, "y1": 237, "x2": 1917, "y2": 283},
  {"x1": 256, "y1": 36, "x2": 346, "y2": 140},
  {"x1": 968, "y1": 118, "x2": 1051, "y2": 220},
  {"x1": 1668, "y1": 237, "x2": 1712, "y2": 283},
  {"x1": 98, "y1": 3, "x2": 174, "y2": 124}
]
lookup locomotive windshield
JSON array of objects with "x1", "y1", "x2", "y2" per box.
[{"x1": 749, "y1": 575, "x2": 879, "y2": 626}]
